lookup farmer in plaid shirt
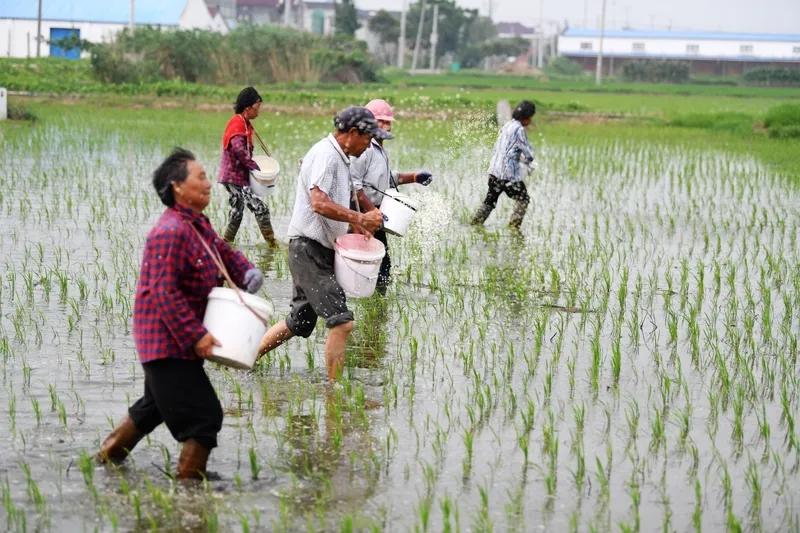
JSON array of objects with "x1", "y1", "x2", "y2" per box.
[
  {"x1": 97, "y1": 148, "x2": 264, "y2": 480},
  {"x1": 218, "y1": 86, "x2": 276, "y2": 246}
]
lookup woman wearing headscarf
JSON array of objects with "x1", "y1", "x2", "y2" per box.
[
  {"x1": 96, "y1": 148, "x2": 264, "y2": 480},
  {"x1": 218, "y1": 86, "x2": 276, "y2": 246}
]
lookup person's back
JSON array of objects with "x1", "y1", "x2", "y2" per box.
[
  {"x1": 472, "y1": 100, "x2": 536, "y2": 229},
  {"x1": 487, "y1": 119, "x2": 533, "y2": 183}
]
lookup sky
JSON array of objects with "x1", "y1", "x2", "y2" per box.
[{"x1": 355, "y1": 0, "x2": 800, "y2": 35}]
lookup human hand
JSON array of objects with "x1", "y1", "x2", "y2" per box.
[
  {"x1": 243, "y1": 268, "x2": 264, "y2": 294},
  {"x1": 415, "y1": 171, "x2": 433, "y2": 186},
  {"x1": 351, "y1": 223, "x2": 373, "y2": 238},
  {"x1": 194, "y1": 332, "x2": 221, "y2": 358},
  {"x1": 360, "y1": 208, "x2": 383, "y2": 233}
]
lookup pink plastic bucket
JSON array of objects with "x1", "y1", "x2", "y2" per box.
[{"x1": 334, "y1": 234, "x2": 386, "y2": 298}]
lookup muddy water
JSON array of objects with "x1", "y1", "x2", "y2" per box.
[{"x1": 0, "y1": 106, "x2": 798, "y2": 531}]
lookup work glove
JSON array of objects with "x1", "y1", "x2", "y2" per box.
[
  {"x1": 415, "y1": 171, "x2": 433, "y2": 186},
  {"x1": 243, "y1": 268, "x2": 264, "y2": 294}
]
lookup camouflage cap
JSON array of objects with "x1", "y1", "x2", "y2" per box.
[{"x1": 334, "y1": 106, "x2": 393, "y2": 140}]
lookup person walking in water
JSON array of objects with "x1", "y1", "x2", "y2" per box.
[
  {"x1": 257, "y1": 107, "x2": 386, "y2": 381},
  {"x1": 218, "y1": 86, "x2": 276, "y2": 246},
  {"x1": 351, "y1": 99, "x2": 433, "y2": 293},
  {"x1": 96, "y1": 148, "x2": 264, "y2": 480},
  {"x1": 471, "y1": 100, "x2": 536, "y2": 230}
]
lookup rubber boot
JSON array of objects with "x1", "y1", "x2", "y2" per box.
[
  {"x1": 176, "y1": 439, "x2": 211, "y2": 480},
  {"x1": 509, "y1": 200, "x2": 529, "y2": 230},
  {"x1": 471, "y1": 203, "x2": 493, "y2": 226},
  {"x1": 96, "y1": 416, "x2": 145, "y2": 464},
  {"x1": 258, "y1": 221, "x2": 278, "y2": 247},
  {"x1": 223, "y1": 218, "x2": 241, "y2": 244}
]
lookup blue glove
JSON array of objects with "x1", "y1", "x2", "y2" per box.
[
  {"x1": 415, "y1": 171, "x2": 433, "y2": 186},
  {"x1": 242, "y1": 268, "x2": 263, "y2": 294}
]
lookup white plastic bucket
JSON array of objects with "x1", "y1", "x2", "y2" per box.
[
  {"x1": 202, "y1": 287, "x2": 273, "y2": 369},
  {"x1": 249, "y1": 155, "x2": 280, "y2": 197},
  {"x1": 380, "y1": 190, "x2": 418, "y2": 237},
  {"x1": 334, "y1": 234, "x2": 386, "y2": 298}
]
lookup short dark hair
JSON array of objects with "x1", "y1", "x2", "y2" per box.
[
  {"x1": 152, "y1": 148, "x2": 195, "y2": 207},
  {"x1": 512, "y1": 100, "x2": 536, "y2": 121},
  {"x1": 234, "y1": 86, "x2": 262, "y2": 114}
]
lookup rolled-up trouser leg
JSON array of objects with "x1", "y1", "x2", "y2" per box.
[{"x1": 223, "y1": 184, "x2": 245, "y2": 243}]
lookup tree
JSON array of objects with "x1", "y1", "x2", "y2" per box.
[
  {"x1": 465, "y1": 16, "x2": 496, "y2": 44},
  {"x1": 405, "y1": 0, "x2": 477, "y2": 60},
  {"x1": 334, "y1": 0, "x2": 360, "y2": 37},
  {"x1": 368, "y1": 10, "x2": 400, "y2": 45}
]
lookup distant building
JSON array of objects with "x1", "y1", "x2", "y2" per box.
[
  {"x1": 495, "y1": 22, "x2": 536, "y2": 40},
  {"x1": 275, "y1": 1, "x2": 335, "y2": 35},
  {"x1": 235, "y1": 0, "x2": 281, "y2": 25},
  {"x1": 558, "y1": 28, "x2": 800, "y2": 76},
  {"x1": 0, "y1": 0, "x2": 229, "y2": 59}
]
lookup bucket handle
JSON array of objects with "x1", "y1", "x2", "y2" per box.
[
  {"x1": 187, "y1": 223, "x2": 271, "y2": 328},
  {"x1": 338, "y1": 252, "x2": 381, "y2": 282}
]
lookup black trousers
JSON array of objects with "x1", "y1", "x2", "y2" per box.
[
  {"x1": 480, "y1": 175, "x2": 530, "y2": 209},
  {"x1": 128, "y1": 358, "x2": 223, "y2": 450},
  {"x1": 373, "y1": 228, "x2": 391, "y2": 290}
]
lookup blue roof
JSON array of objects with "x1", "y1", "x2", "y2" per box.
[
  {"x1": 564, "y1": 28, "x2": 800, "y2": 43},
  {"x1": 0, "y1": 0, "x2": 185, "y2": 25},
  {"x1": 563, "y1": 51, "x2": 800, "y2": 63}
]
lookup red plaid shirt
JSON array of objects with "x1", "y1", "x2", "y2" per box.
[
  {"x1": 218, "y1": 134, "x2": 259, "y2": 187},
  {"x1": 133, "y1": 205, "x2": 253, "y2": 363}
]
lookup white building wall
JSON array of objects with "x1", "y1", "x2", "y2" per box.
[
  {"x1": 180, "y1": 0, "x2": 228, "y2": 33},
  {"x1": 559, "y1": 35, "x2": 800, "y2": 61},
  {"x1": 0, "y1": 0, "x2": 229, "y2": 57},
  {"x1": 0, "y1": 18, "x2": 125, "y2": 58},
  {"x1": 300, "y1": 7, "x2": 335, "y2": 36}
]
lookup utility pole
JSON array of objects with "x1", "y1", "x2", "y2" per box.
[
  {"x1": 284, "y1": 0, "x2": 292, "y2": 28},
  {"x1": 428, "y1": 3, "x2": 439, "y2": 71},
  {"x1": 36, "y1": 0, "x2": 42, "y2": 57},
  {"x1": 411, "y1": 0, "x2": 426, "y2": 71},
  {"x1": 397, "y1": 0, "x2": 407, "y2": 68},
  {"x1": 130, "y1": 0, "x2": 135, "y2": 32},
  {"x1": 537, "y1": 0, "x2": 544, "y2": 68},
  {"x1": 595, "y1": 0, "x2": 607, "y2": 85}
]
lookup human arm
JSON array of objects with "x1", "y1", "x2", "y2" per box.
[
  {"x1": 513, "y1": 127, "x2": 534, "y2": 164},
  {"x1": 310, "y1": 186, "x2": 382, "y2": 234},
  {"x1": 395, "y1": 171, "x2": 433, "y2": 186},
  {"x1": 355, "y1": 189, "x2": 376, "y2": 212},
  {"x1": 230, "y1": 135, "x2": 260, "y2": 171}
]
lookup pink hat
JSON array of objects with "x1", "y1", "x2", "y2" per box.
[{"x1": 365, "y1": 99, "x2": 394, "y2": 122}]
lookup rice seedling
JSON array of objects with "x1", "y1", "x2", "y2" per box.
[{"x1": 0, "y1": 99, "x2": 798, "y2": 531}]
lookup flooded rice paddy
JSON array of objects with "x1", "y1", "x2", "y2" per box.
[{"x1": 0, "y1": 105, "x2": 799, "y2": 531}]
